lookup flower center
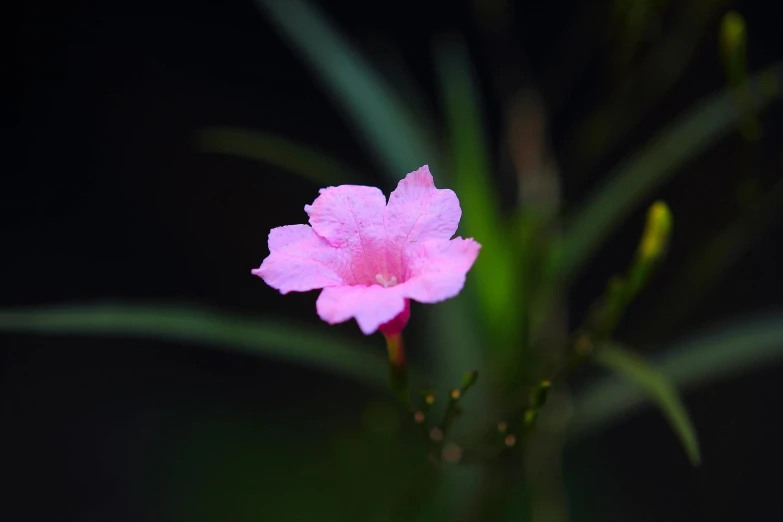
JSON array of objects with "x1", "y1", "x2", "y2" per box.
[{"x1": 375, "y1": 273, "x2": 398, "y2": 288}]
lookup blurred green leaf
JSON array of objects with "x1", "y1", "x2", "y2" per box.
[
  {"x1": 433, "y1": 34, "x2": 518, "y2": 379},
  {"x1": 594, "y1": 344, "x2": 700, "y2": 465},
  {"x1": 564, "y1": 0, "x2": 730, "y2": 174},
  {"x1": 572, "y1": 311, "x2": 783, "y2": 445},
  {"x1": 253, "y1": 0, "x2": 439, "y2": 182},
  {"x1": 558, "y1": 62, "x2": 782, "y2": 280},
  {"x1": 196, "y1": 126, "x2": 366, "y2": 185},
  {"x1": 0, "y1": 302, "x2": 390, "y2": 388}
]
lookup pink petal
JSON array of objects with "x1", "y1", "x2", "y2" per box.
[
  {"x1": 305, "y1": 185, "x2": 387, "y2": 285},
  {"x1": 316, "y1": 284, "x2": 407, "y2": 335},
  {"x1": 385, "y1": 165, "x2": 461, "y2": 278},
  {"x1": 252, "y1": 225, "x2": 354, "y2": 294},
  {"x1": 398, "y1": 237, "x2": 481, "y2": 303}
]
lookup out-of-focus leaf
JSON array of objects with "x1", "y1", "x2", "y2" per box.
[
  {"x1": 594, "y1": 344, "x2": 700, "y2": 465},
  {"x1": 253, "y1": 0, "x2": 439, "y2": 182},
  {"x1": 572, "y1": 311, "x2": 783, "y2": 441},
  {"x1": 363, "y1": 37, "x2": 438, "y2": 137},
  {"x1": 557, "y1": 62, "x2": 782, "y2": 281},
  {"x1": 433, "y1": 35, "x2": 517, "y2": 379},
  {"x1": 196, "y1": 127, "x2": 366, "y2": 185},
  {"x1": 564, "y1": 0, "x2": 729, "y2": 174},
  {"x1": 0, "y1": 302, "x2": 390, "y2": 388}
]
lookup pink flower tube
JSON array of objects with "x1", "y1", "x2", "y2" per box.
[{"x1": 252, "y1": 165, "x2": 481, "y2": 337}]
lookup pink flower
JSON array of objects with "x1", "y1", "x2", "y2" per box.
[{"x1": 252, "y1": 165, "x2": 481, "y2": 335}]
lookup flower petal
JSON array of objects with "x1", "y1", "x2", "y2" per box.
[
  {"x1": 252, "y1": 224, "x2": 353, "y2": 294},
  {"x1": 385, "y1": 165, "x2": 461, "y2": 278},
  {"x1": 305, "y1": 185, "x2": 387, "y2": 285},
  {"x1": 316, "y1": 284, "x2": 407, "y2": 335},
  {"x1": 399, "y1": 237, "x2": 481, "y2": 303}
]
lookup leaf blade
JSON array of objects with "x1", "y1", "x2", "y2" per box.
[
  {"x1": 572, "y1": 311, "x2": 783, "y2": 461},
  {"x1": 432, "y1": 35, "x2": 518, "y2": 385},
  {"x1": 595, "y1": 344, "x2": 701, "y2": 465},
  {"x1": 558, "y1": 62, "x2": 782, "y2": 280},
  {"x1": 196, "y1": 127, "x2": 367, "y2": 185},
  {"x1": 253, "y1": 0, "x2": 439, "y2": 181},
  {"x1": 0, "y1": 302, "x2": 388, "y2": 388}
]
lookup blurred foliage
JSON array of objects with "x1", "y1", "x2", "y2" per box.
[
  {"x1": 0, "y1": 303, "x2": 388, "y2": 388},
  {"x1": 595, "y1": 344, "x2": 700, "y2": 465},
  {"x1": 197, "y1": 127, "x2": 367, "y2": 186},
  {"x1": 573, "y1": 310, "x2": 783, "y2": 439},
  {"x1": 252, "y1": 0, "x2": 439, "y2": 180},
  {"x1": 5, "y1": 0, "x2": 783, "y2": 520},
  {"x1": 433, "y1": 34, "x2": 521, "y2": 382},
  {"x1": 555, "y1": 62, "x2": 781, "y2": 282}
]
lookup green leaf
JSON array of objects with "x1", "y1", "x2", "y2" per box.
[
  {"x1": 253, "y1": 0, "x2": 439, "y2": 182},
  {"x1": 562, "y1": 0, "x2": 731, "y2": 173},
  {"x1": 196, "y1": 127, "x2": 367, "y2": 185},
  {"x1": 0, "y1": 302, "x2": 389, "y2": 388},
  {"x1": 433, "y1": 34, "x2": 518, "y2": 379},
  {"x1": 557, "y1": 62, "x2": 782, "y2": 281},
  {"x1": 573, "y1": 311, "x2": 783, "y2": 456},
  {"x1": 593, "y1": 344, "x2": 701, "y2": 465}
]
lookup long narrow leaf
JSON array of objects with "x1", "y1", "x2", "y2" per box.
[
  {"x1": 558, "y1": 63, "x2": 782, "y2": 280},
  {"x1": 253, "y1": 0, "x2": 439, "y2": 182},
  {"x1": 595, "y1": 344, "x2": 700, "y2": 465},
  {"x1": 572, "y1": 311, "x2": 783, "y2": 441},
  {"x1": 433, "y1": 35, "x2": 517, "y2": 381},
  {"x1": 0, "y1": 303, "x2": 388, "y2": 388},
  {"x1": 197, "y1": 127, "x2": 367, "y2": 185}
]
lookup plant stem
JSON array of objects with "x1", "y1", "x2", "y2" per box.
[{"x1": 384, "y1": 332, "x2": 410, "y2": 409}]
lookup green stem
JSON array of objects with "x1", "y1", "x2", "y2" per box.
[{"x1": 384, "y1": 332, "x2": 410, "y2": 409}]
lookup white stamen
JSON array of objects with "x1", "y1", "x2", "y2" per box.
[{"x1": 375, "y1": 274, "x2": 398, "y2": 288}]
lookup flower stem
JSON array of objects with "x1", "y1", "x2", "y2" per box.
[{"x1": 384, "y1": 332, "x2": 410, "y2": 408}]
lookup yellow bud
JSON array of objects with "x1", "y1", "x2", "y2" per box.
[
  {"x1": 720, "y1": 11, "x2": 748, "y2": 91},
  {"x1": 639, "y1": 201, "x2": 672, "y2": 261},
  {"x1": 528, "y1": 379, "x2": 551, "y2": 409},
  {"x1": 721, "y1": 11, "x2": 746, "y2": 57}
]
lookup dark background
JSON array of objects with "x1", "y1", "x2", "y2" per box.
[{"x1": 7, "y1": 0, "x2": 782, "y2": 521}]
